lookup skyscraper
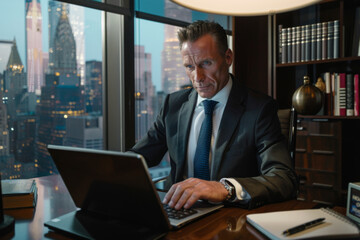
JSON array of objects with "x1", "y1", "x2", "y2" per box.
[
  {"x1": 63, "y1": 115, "x2": 103, "y2": 149},
  {"x1": 3, "y1": 40, "x2": 37, "y2": 176},
  {"x1": 0, "y1": 40, "x2": 13, "y2": 75},
  {"x1": 48, "y1": 1, "x2": 85, "y2": 84},
  {"x1": 4, "y1": 39, "x2": 25, "y2": 94},
  {"x1": 36, "y1": 6, "x2": 84, "y2": 176},
  {"x1": 135, "y1": 45, "x2": 155, "y2": 141},
  {"x1": 161, "y1": 1, "x2": 191, "y2": 94},
  {"x1": 48, "y1": 1, "x2": 69, "y2": 74},
  {"x1": 26, "y1": 0, "x2": 43, "y2": 95},
  {"x1": 0, "y1": 92, "x2": 9, "y2": 157},
  {"x1": 69, "y1": 5, "x2": 85, "y2": 85},
  {"x1": 85, "y1": 60, "x2": 102, "y2": 114},
  {"x1": 52, "y1": 5, "x2": 77, "y2": 76}
]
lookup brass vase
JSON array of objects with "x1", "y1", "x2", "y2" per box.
[{"x1": 292, "y1": 76, "x2": 324, "y2": 115}]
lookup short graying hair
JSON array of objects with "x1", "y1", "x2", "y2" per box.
[{"x1": 177, "y1": 20, "x2": 228, "y2": 55}]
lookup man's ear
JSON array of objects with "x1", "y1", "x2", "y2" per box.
[{"x1": 225, "y1": 48, "x2": 233, "y2": 66}]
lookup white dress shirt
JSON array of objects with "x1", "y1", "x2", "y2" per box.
[{"x1": 186, "y1": 76, "x2": 250, "y2": 202}]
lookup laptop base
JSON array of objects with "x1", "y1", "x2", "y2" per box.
[{"x1": 45, "y1": 210, "x2": 167, "y2": 240}]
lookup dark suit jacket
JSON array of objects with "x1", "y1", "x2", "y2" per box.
[{"x1": 130, "y1": 75, "x2": 298, "y2": 209}]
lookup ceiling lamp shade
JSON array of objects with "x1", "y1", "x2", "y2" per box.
[{"x1": 170, "y1": 0, "x2": 321, "y2": 16}]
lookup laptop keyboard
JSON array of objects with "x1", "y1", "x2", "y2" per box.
[{"x1": 163, "y1": 204, "x2": 198, "y2": 220}]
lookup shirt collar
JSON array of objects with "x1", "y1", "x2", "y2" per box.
[{"x1": 196, "y1": 75, "x2": 232, "y2": 107}]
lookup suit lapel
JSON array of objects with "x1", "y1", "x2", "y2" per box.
[
  {"x1": 175, "y1": 89, "x2": 197, "y2": 181},
  {"x1": 211, "y1": 77, "x2": 247, "y2": 180}
]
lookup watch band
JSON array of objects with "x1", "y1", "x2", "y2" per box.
[{"x1": 220, "y1": 179, "x2": 235, "y2": 201}]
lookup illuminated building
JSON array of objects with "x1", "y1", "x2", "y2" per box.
[
  {"x1": 3, "y1": 40, "x2": 37, "y2": 177},
  {"x1": 161, "y1": 1, "x2": 190, "y2": 94},
  {"x1": 135, "y1": 45, "x2": 155, "y2": 141},
  {"x1": 36, "y1": 6, "x2": 84, "y2": 176},
  {"x1": 26, "y1": 0, "x2": 44, "y2": 95},
  {"x1": 0, "y1": 92, "x2": 9, "y2": 157},
  {"x1": 85, "y1": 60, "x2": 102, "y2": 114},
  {"x1": 48, "y1": 1, "x2": 85, "y2": 84},
  {"x1": 64, "y1": 115, "x2": 103, "y2": 149}
]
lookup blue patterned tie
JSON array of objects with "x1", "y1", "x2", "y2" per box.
[{"x1": 194, "y1": 100, "x2": 218, "y2": 180}]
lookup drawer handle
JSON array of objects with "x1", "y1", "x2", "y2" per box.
[
  {"x1": 295, "y1": 148, "x2": 306, "y2": 153},
  {"x1": 312, "y1": 200, "x2": 333, "y2": 206},
  {"x1": 297, "y1": 126, "x2": 304, "y2": 131},
  {"x1": 312, "y1": 182, "x2": 333, "y2": 189},
  {"x1": 312, "y1": 150, "x2": 334, "y2": 155},
  {"x1": 309, "y1": 133, "x2": 334, "y2": 137}
]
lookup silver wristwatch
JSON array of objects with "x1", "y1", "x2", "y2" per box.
[{"x1": 220, "y1": 179, "x2": 235, "y2": 201}]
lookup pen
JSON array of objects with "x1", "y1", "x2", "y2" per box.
[{"x1": 282, "y1": 217, "x2": 325, "y2": 236}]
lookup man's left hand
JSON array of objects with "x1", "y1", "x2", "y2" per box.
[{"x1": 162, "y1": 178, "x2": 228, "y2": 210}]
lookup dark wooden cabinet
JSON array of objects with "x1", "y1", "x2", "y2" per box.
[
  {"x1": 233, "y1": 0, "x2": 360, "y2": 206},
  {"x1": 295, "y1": 119, "x2": 342, "y2": 205}
]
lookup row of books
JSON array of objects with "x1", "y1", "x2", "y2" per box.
[
  {"x1": 318, "y1": 72, "x2": 359, "y2": 116},
  {"x1": 279, "y1": 20, "x2": 339, "y2": 64}
]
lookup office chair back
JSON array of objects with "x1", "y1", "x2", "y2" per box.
[{"x1": 277, "y1": 107, "x2": 297, "y2": 164}]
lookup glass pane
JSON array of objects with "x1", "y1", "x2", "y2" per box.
[
  {"x1": 135, "y1": 0, "x2": 232, "y2": 31},
  {"x1": 0, "y1": 0, "x2": 103, "y2": 179}
]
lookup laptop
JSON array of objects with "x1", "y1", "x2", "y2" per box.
[{"x1": 44, "y1": 145, "x2": 223, "y2": 239}]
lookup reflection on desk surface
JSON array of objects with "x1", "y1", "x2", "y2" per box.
[
  {"x1": 9, "y1": 175, "x2": 76, "y2": 240},
  {"x1": 6, "y1": 174, "x2": 328, "y2": 240}
]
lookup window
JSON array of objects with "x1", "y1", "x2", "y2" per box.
[
  {"x1": 0, "y1": 0, "x2": 230, "y2": 181},
  {"x1": 0, "y1": 0, "x2": 105, "y2": 179},
  {"x1": 134, "y1": 0, "x2": 232, "y2": 179}
]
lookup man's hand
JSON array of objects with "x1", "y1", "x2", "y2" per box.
[{"x1": 162, "y1": 178, "x2": 228, "y2": 210}]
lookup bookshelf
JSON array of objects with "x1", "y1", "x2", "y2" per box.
[{"x1": 233, "y1": 0, "x2": 360, "y2": 206}]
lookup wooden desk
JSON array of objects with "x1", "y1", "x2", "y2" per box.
[
  {"x1": 165, "y1": 200, "x2": 316, "y2": 240},
  {"x1": 4, "y1": 175, "x2": 329, "y2": 239}
]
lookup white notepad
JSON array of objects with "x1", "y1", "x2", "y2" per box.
[{"x1": 246, "y1": 208, "x2": 360, "y2": 240}]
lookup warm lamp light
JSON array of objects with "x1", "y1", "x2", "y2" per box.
[{"x1": 170, "y1": 0, "x2": 321, "y2": 16}]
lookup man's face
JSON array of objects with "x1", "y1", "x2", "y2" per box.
[{"x1": 181, "y1": 34, "x2": 233, "y2": 99}]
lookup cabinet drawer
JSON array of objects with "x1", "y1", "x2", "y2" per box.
[
  {"x1": 296, "y1": 170, "x2": 336, "y2": 187},
  {"x1": 308, "y1": 154, "x2": 336, "y2": 171},
  {"x1": 296, "y1": 153, "x2": 336, "y2": 171},
  {"x1": 298, "y1": 186, "x2": 338, "y2": 205},
  {"x1": 308, "y1": 136, "x2": 338, "y2": 153},
  {"x1": 297, "y1": 120, "x2": 341, "y2": 136}
]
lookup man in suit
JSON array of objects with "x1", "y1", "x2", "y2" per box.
[{"x1": 130, "y1": 20, "x2": 297, "y2": 210}]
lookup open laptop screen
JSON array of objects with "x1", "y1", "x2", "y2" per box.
[{"x1": 47, "y1": 145, "x2": 170, "y2": 236}]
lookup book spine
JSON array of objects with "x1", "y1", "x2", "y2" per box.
[
  {"x1": 324, "y1": 72, "x2": 332, "y2": 115},
  {"x1": 281, "y1": 28, "x2": 287, "y2": 63},
  {"x1": 355, "y1": 74, "x2": 359, "y2": 116},
  {"x1": 305, "y1": 24, "x2": 311, "y2": 61},
  {"x1": 292, "y1": 27, "x2": 296, "y2": 63},
  {"x1": 327, "y1": 21, "x2": 334, "y2": 59},
  {"x1": 295, "y1": 26, "x2": 301, "y2": 62},
  {"x1": 334, "y1": 20, "x2": 339, "y2": 58},
  {"x1": 322, "y1": 22, "x2": 328, "y2": 60},
  {"x1": 311, "y1": 23, "x2": 317, "y2": 61},
  {"x1": 301, "y1": 25, "x2": 305, "y2": 62},
  {"x1": 316, "y1": 22, "x2": 322, "y2": 60},
  {"x1": 334, "y1": 73, "x2": 339, "y2": 116},
  {"x1": 339, "y1": 73, "x2": 346, "y2": 116},
  {"x1": 352, "y1": 8, "x2": 360, "y2": 56},
  {"x1": 346, "y1": 73, "x2": 354, "y2": 116},
  {"x1": 278, "y1": 24, "x2": 283, "y2": 63},
  {"x1": 331, "y1": 73, "x2": 336, "y2": 116},
  {"x1": 287, "y1": 27, "x2": 292, "y2": 63}
]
